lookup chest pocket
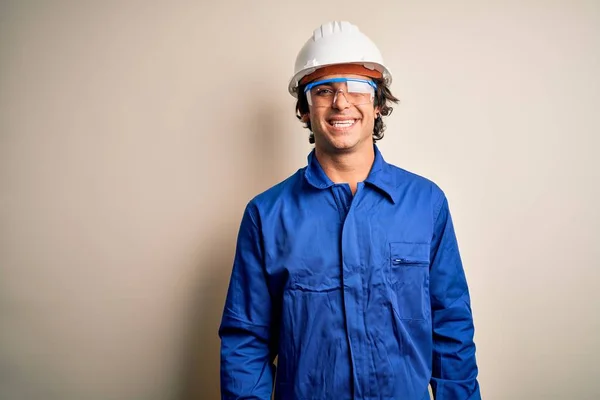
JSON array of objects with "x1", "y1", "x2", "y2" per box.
[{"x1": 388, "y1": 242, "x2": 430, "y2": 320}]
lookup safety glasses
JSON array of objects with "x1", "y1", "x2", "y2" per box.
[{"x1": 304, "y1": 78, "x2": 377, "y2": 107}]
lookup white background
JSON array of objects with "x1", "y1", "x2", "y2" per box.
[{"x1": 1, "y1": 1, "x2": 599, "y2": 399}]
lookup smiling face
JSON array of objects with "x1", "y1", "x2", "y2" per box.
[{"x1": 306, "y1": 73, "x2": 380, "y2": 155}]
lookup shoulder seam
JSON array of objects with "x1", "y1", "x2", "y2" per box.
[{"x1": 432, "y1": 190, "x2": 447, "y2": 224}]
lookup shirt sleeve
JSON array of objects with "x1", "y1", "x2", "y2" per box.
[
  {"x1": 219, "y1": 203, "x2": 276, "y2": 400},
  {"x1": 429, "y1": 194, "x2": 481, "y2": 399}
]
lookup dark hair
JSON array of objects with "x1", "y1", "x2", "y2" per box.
[{"x1": 295, "y1": 78, "x2": 399, "y2": 144}]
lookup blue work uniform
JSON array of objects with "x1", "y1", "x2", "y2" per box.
[{"x1": 219, "y1": 145, "x2": 480, "y2": 399}]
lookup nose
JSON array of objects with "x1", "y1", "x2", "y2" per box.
[{"x1": 332, "y1": 89, "x2": 351, "y2": 110}]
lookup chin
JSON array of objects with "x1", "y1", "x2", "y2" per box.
[{"x1": 323, "y1": 136, "x2": 363, "y2": 152}]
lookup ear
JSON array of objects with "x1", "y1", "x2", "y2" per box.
[
  {"x1": 374, "y1": 105, "x2": 381, "y2": 116},
  {"x1": 300, "y1": 113, "x2": 310, "y2": 123}
]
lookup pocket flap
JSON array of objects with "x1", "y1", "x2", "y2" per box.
[{"x1": 390, "y1": 242, "x2": 429, "y2": 264}]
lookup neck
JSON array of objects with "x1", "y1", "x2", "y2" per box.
[{"x1": 314, "y1": 144, "x2": 375, "y2": 195}]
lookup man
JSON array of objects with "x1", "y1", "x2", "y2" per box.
[{"x1": 219, "y1": 21, "x2": 480, "y2": 400}]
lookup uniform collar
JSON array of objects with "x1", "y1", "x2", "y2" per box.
[{"x1": 304, "y1": 144, "x2": 397, "y2": 204}]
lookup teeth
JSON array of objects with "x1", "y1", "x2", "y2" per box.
[{"x1": 331, "y1": 119, "x2": 355, "y2": 127}]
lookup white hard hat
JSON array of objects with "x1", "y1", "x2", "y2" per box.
[{"x1": 288, "y1": 21, "x2": 392, "y2": 97}]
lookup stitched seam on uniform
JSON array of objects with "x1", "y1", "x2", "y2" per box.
[
  {"x1": 223, "y1": 310, "x2": 271, "y2": 329},
  {"x1": 432, "y1": 191, "x2": 446, "y2": 225},
  {"x1": 442, "y1": 288, "x2": 469, "y2": 310}
]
